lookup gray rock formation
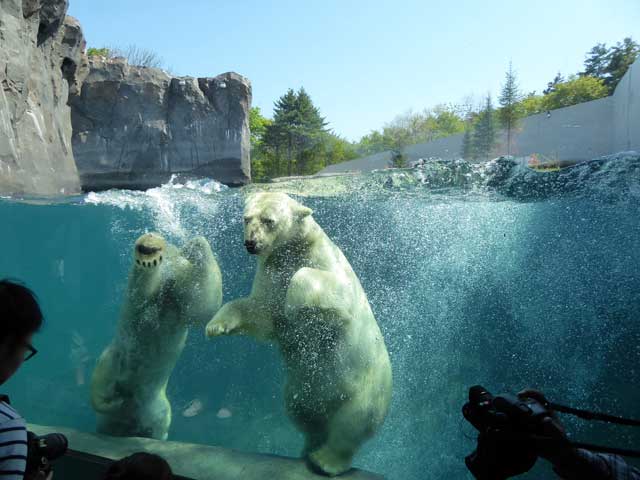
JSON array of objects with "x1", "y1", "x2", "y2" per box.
[
  {"x1": 71, "y1": 57, "x2": 251, "y2": 189},
  {"x1": 0, "y1": 0, "x2": 88, "y2": 195}
]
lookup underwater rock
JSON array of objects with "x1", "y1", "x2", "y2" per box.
[
  {"x1": 70, "y1": 58, "x2": 251, "y2": 190},
  {"x1": 244, "y1": 153, "x2": 640, "y2": 202},
  {"x1": 0, "y1": 0, "x2": 88, "y2": 195},
  {"x1": 28, "y1": 423, "x2": 383, "y2": 480}
]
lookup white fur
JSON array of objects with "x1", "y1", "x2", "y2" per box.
[
  {"x1": 206, "y1": 193, "x2": 392, "y2": 475},
  {"x1": 91, "y1": 233, "x2": 222, "y2": 440}
]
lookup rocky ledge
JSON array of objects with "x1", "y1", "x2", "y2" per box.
[
  {"x1": 0, "y1": 0, "x2": 88, "y2": 196},
  {"x1": 70, "y1": 58, "x2": 252, "y2": 189}
]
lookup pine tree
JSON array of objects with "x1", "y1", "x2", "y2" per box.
[
  {"x1": 473, "y1": 94, "x2": 496, "y2": 161},
  {"x1": 581, "y1": 37, "x2": 639, "y2": 93},
  {"x1": 264, "y1": 89, "x2": 297, "y2": 176},
  {"x1": 293, "y1": 87, "x2": 327, "y2": 174},
  {"x1": 263, "y1": 88, "x2": 328, "y2": 176},
  {"x1": 543, "y1": 72, "x2": 565, "y2": 95},
  {"x1": 498, "y1": 62, "x2": 522, "y2": 157},
  {"x1": 461, "y1": 119, "x2": 474, "y2": 160}
]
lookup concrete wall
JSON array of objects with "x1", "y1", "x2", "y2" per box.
[
  {"x1": 508, "y1": 96, "x2": 614, "y2": 161},
  {"x1": 403, "y1": 133, "x2": 465, "y2": 164},
  {"x1": 613, "y1": 59, "x2": 639, "y2": 152},
  {"x1": 321, "y1": 58, "x2": 640, "y2": 174}
]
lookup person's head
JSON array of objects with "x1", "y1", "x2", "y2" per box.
[
  {"x1": 103, "y1": 452, "x2": 174, "y2": 480},
  {"x1": 0, "y1": 280, "x2": 42, "y2": 385}
]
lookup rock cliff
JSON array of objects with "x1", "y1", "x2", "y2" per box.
[
  {"x1": 70, "y1": 57, "x2": 251, "y2": 189},
  {"x1": 0, "y1": 0, "x2": 88, "y2": 195}
]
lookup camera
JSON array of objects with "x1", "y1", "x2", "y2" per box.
[
  {"x1": 462, "y1": 385, "x2": 554, "y2": 480},
  {"x1": 25, "y1": 432, "x2": 68, "y2": 479}
]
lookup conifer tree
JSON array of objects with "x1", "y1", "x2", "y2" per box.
[
  {"x1": 461, "y1": 119, "x2": 474, "y2": 160},
  {"x1": 263, "y1": 88, "x2": 328, "y2": 176},
  {"x1": 498, "y1": 62, "x2": 522, "y2": 156},
  {"x1": 472, "y1": 94, "x2": 496, "y2": 161}
]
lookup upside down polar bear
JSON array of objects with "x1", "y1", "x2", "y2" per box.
[
  {"x1": 206, "y1": 192, "x2": 392, "y2": 476},
  {"x1": 91, "y1": 233, "x2": 222, "y2": 440}
]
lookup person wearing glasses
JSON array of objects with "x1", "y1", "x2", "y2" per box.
[{"x1": 0, "y1": 280, "x2": 42, "y2": 480}]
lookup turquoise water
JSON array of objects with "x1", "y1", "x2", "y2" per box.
[{"x1": 1, "y1": 158, "x2": 640, "y2": 479}]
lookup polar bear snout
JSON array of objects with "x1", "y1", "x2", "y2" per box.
[
  {"x1": 136, "y1": 244, "x2": 161, "y2": 256},
  {"x1": 244, "y1": 240, "x2": 258, "y2": 254}
]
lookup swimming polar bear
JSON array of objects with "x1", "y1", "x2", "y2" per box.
[
  {"x1": 206, "y1": 192, "x2": 392, "y2": 476},
  {"x1": 91, "y1": 232, "x2": 222, "y2": 440}
]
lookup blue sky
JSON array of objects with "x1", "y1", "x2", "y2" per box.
[{"x1": 68, "y1": 0, "x2": 640, "y2": 141}]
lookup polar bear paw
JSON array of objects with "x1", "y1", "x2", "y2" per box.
[
  {"x1": 134, "y1": 233, "x2": 165, "y2": 269},
  {"x1": 308, "y1": 445, "x2": 351, "y2": 477},
  {"x1": 205, "y1": 317, "x2": 240, "y2": 337}
]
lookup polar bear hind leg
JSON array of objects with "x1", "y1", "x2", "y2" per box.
[{"x1": 307, "y1": 398, "x2": 376, "y2": 476}]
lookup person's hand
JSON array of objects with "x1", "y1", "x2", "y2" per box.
[
  {"x1": 25, "y1": 469, "x2": 53, "y2": 480},
  {"x1": 517, "y1": 389, "x2": 575, "y2": 464}
]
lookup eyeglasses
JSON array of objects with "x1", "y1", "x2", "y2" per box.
[{"x1": 23, "y1": 343, "x2": 37, "y2": 362}]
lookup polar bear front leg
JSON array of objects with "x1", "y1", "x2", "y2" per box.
[
  {"x1": 285, "y1": 267, "x2": 352, "y2": 328},
  {"x1": 205, "y1": 298, "x2": 273, "y2": 341},
  {"x1": 177, "y1": 236, "x2": 223, "y2": 326}
]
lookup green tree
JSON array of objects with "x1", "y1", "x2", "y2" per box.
[
  {"x1": 317, "y1": 133, "x2": 358, "y2": 168},
  {"x1": 519, "y1": 92, "x2": 545, "y2": 116},
  {"x1": 87, "y1": 47, "x2": 110, "y2": 57},
  {"x1": 541, "y1": 75, "x2": 608, "y2": 110},
  {"x1": 461, "y1": 115, "x2": 475, "y2": 159},
  {"x1": 249, "y1": 106, "x2": 271, "y2": 145},
  {"x1": 262, "y1": 88, "x2": 328, "y2": 177},
  {"x1": 581, "y1": 37, "x2": 639, "y2": 92},
  {"x1": 292, "y1": 88, "x2": 328, "y2": 174},
  {"x1": 498, "y1": 62, "x2": 522, "y2": 156},
  {"x1": 543, "y1": 72, "x2": 565, "y2": 95},
  {"x1": 390, "y1": 150, "x2": 408, "y2": 168},
  {"x1": 472, "y1": 94, "x2": 496, "y2": 161},
  {"x1": 355, "y1": 105, "x2": 464, "y2": 156},
  {"x1": 248, "y1": 107, "x2": 273, "y2": 181}
]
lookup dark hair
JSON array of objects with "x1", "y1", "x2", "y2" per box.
[
  {"x1": 0, "y1": 279, "x2": 43, "y2": 342},
  {"x1": 103, "y1": 452, "x2": 174, "y2": 480}
]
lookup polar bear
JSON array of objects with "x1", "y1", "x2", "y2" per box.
[
  {"x1": 206, "y1": 192, "x2": 392, "y2": 476},
  {"x1": 91, "y1": 232, "x2": 222, "y2": 440}
]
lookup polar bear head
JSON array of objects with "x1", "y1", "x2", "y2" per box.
[{"x1": 243, "y1": 192, "x2": 312, "y2": 257}]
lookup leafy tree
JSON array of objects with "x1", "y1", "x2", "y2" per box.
[
  {"x1": 249, "y1": 107, "x2": 270, "y2": 144},
  {"x1": 317, "y1": 133, "x2": 358, "y2": 168},
  {"x1": 581, "y1": 37, "x2": 639, "y2": 92},
  {"x1": 541, "y1": 75, "x2": 608, "y2": 110},
  {"x1": 519, "y1": 92, "x2": 544, "y2": 116},
  {"x1": 357, "y1": 130, "x2": 388, "y2": 156},
  {"x1": 498, "y1": 62, "x2": 522, "y2": 156},
  {"x1": 472, "y1": 94, "x2": 496, "y2": 161},
  {"x1": 355, "y1": 106, "x2": 465, "y2": 156},
  {"x1": 249, "y1": 107, "x2": 273, "y2": 181}
]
